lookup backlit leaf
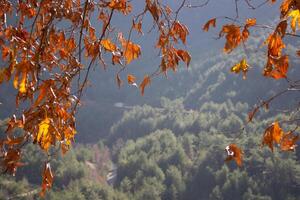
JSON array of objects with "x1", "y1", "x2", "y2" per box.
[
  {"x1": 262, "y1": 121, "x2": 283, "y2": 152},
  {"x1": 225, "y1": 144, "x2": 243, "y2": 167},
  {"x1": 288, "y1": 9, "x2": 300, "y2": 33},
  {"x1": 280, "y1": 131, "x2": 299, "y2": 151},
  {"x1": 127, "y1": 74, "x2": 136, "y2": 84},
  {"x1": 230, "y1": 58, "x2": 249, "y2": 79},
  {"x1": 139, "y1": 75, "x2": 151, "y2": 96},
  {"x1": 101, "y1": 39, "x2": 117, "y2": 52},
  {"x1": 37, "y1": 117, "x2": 52, "y2": 151}
]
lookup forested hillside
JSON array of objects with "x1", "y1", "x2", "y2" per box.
[
  {"x1": 0, "y1": 1, "x2": 300, "y2": 200},
  {"x1": 1, "y1": 25, "x2": 300, "y2": 199}
]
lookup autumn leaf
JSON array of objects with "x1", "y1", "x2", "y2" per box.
[
  {"x1": 265, "y1": 33, "x2": 285, "y2": 57},
  {"x1": 230, "y1": 58, "x2": 249, "y2": 79},
  {"x1": 275, "y1": 20, "x2": 288, "y2": 37},
  {"x1": 101, "y1": 39, "x2": 117, "y2": 52},
  {"x1": 40, "y1": 162, "x2": 53, "y2": 197},
  {"x1": 127, "y1": 74, "x2": 136, "y2": 84},
  {"x1": 2, "y1": 46, "x2": 10, "y2": 60},
  {"x1": 288, "y1": 9, "x2": 300, "y2": 33},
  {"x1": 245, "y1": 18, "x2": 256, "y2": 27},
  {"x1": 4, "y1": 136, "x2": 24, "y2": 146},
  {"x1": 219, "y1": 24, "x2": 242, "y2": 53},
  {"x1": 225, "y1": 144, "x2": 243, "y2": 167},
  {"x1": 139, "y1": 75, "x2": 151, "y2": 95},
  {"x1": 262, "y1": 121, "x2": 283, "y2": 152},
  {"x1": 118, "y1": 33, "x2": 141, "y2": 64},
  {"x1": 146, "y1": 0, "x2": 161, "y2": 21},
  {"x1": 280, "y1": 131, "x2": 299, "y2": 151},
  {"x1": 171, "y1": 21, "x2": 189, "y2": 44},
  {"x1": 133, "y1": 20, "x2": 143, "y2": 34},
  {"x1": 2, "y1": 149, "x2": 23, "y2": 175},
  {"x1": 177, "y1": 49, "x2": 191, "y2": 67},
  {"x1": 109, "y1": 0, "x2": 132, "y2": 14},
  {"x1": 264, "y1": 55, "x2": 289, "y2": 79},
  {"x1": 37, "y1": 117, "x2": 53, "y2": 151},
  {"x1": 203, "y1": 18, "x2": 216, "y2": 32}
]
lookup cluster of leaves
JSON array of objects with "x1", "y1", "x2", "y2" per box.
[
  {"x1": 202, "y1": 0, "x2": 300, "y2": 166},
  {"x1": 1, "y1": 0, "x2": 300, "y2": 196},
  {"x1": 0, "y1": 0, "x2": 191, "y2": 195}
]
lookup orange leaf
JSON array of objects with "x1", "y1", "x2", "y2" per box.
[
  {"x1": 219, "y1": 24, "x2": 241, "y2": 53},
  {"x1": 264, "y1": 55, "x2": 289, "y2": 79},
  {"x1": 119, "y1": 33, "x2": 141, "y2": 64},
  {"x1": 262, "y1": 121, "x2": 283, "y2": 152},
  {"x1": 146, "y1": 1, "x2": 161, "y2": 21},
  {"x1": 139, "y1": 75, "x2": 151, "y2": 95},
  {"x1": 133, "y1": 20, "x2": 143, "y2": 34},
  {"x1": 101, "y1": 39, "x2": 117, "y2": 52},
  {"x1": 40, "y1": 162, "x2": 53, "y2": 197},
  {"x1": 172, "y1": 21, "x2": 189, "y2": 44},
  {"x1": 127, "y1": 74, "x2": 136, "y2": 84},
  {"x1": 2, "y1": 46, "x2": 10, "y2": 60},
  {"x1": 203, "y1": 18, "x2": 216, "y2": 32},
  {"x1": 280, "y1": 131, "x2": 299, "y2": 151},
  {"x1": 177, "y1": 49, "x2": 191, "y2": 67},
  {"x1": 245, "y1": 18, "x2": 256, "y2": 27},
  {"x1": 225, "y1": 144, "x2": 243, "y2": 167}
]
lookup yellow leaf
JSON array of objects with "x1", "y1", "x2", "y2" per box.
[
  {"x1": 37, "y1": 117, "x2": 52, "y2": 151},
  {"x1": 288, "y1": 9, "x2": 300, "y2": 33},
  {"x1": 101, "y1": 39, "x2": 117, "y2": 52},
  {"x1": 230, "y1": 58, "x2": 249, "y2": 79},
  {"x1": 19, "y1": 72, "x2": 27, "y2": 93}
]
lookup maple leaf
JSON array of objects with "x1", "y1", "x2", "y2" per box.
[
  {"x1": 262, "y1": 121, "x2": 283, "y2": 152},
  {"x1": 280, "y1": 131, "x2": 299, "y2": 151},
  {"x1": 225, "y1": 144, "x2": 243, "y2": 167},
  {"x1": 139, "y1": 75, "x2": 151, "y2": 95},
  {"x1": 230, "y1": 58, "x2": 249, "y2": 79},
  {"x1": 203, "y1": 18, "x2": 216, "y2": 32}
]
